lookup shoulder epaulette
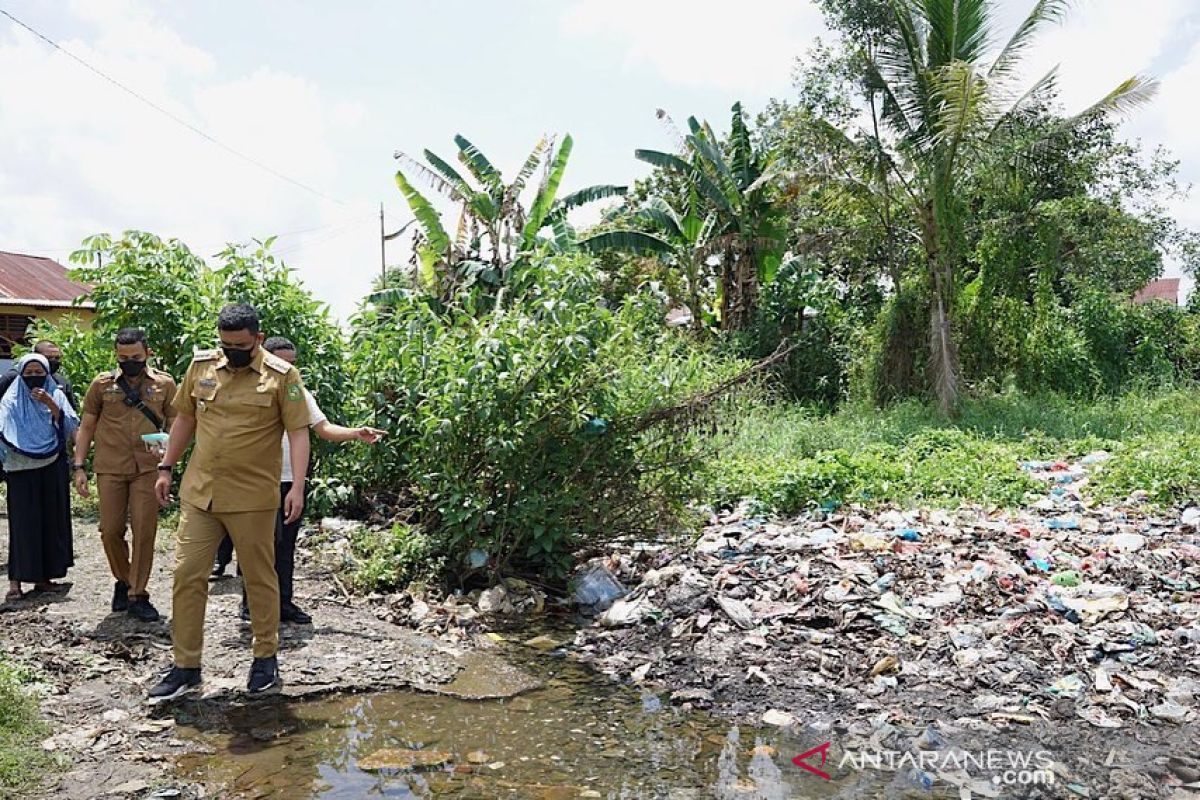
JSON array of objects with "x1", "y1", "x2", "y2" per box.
[
  {"x1": 262, "y1": 352, "x2": 291, "y2": 374},
  {"x1": 193, "y1": 348, "x2": 220, "y2": 362},
  {"x1": 96, "y1": 370, "x2": 117, "y2": 383}
]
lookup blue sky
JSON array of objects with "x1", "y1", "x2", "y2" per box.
[{"x1": 2, "y1": 0, "x2": 1198, "y2": 319}]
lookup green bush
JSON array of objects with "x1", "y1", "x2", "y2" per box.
[
  {"x1": 0, "y1": 658, "x2": 51, "y2": 795},
  {"x1": 349, "y1": 523, "x2": 442, "y2": 592},
  {"x1": 345, "y1": 253, "x2": 743, "y2": 581},
  {"x1": 30, "y1": 230, "x2": 349, "y2": 490}
]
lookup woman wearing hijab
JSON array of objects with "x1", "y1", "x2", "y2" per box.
[{"x1": 1, "y1": 353, "x2": 79, "y2": 601}]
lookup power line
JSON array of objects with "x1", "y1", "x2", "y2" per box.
[{"x1": 0, "y1": 6, "x2": 350, "y2": 208}]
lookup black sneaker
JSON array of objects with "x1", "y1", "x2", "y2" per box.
[
  {"x1": 147, "y1": 666, "x2": 201, "y2": 703},
  {"x1": 128, "y1": 597, "x2": 160, "y2": 623},
  {"x1": 209, "y1": 562, "x2": 226, "y2": 581},
  {"x1": 239, "y1": 603, "x2": 251, "y2": 622},
  {"x1": 111, "y1": 581, "x2": 129, "y2": 612},
  {"x1": 247, "y1": 656, "x2": 280, "y2": 695},
  {"x1": 280, "y1": 601, "x2": 312, "y2": 625}
]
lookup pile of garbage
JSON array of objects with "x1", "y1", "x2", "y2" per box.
[{"x1": 572, "y1": 452, "x2": 1200, "y2": 740}]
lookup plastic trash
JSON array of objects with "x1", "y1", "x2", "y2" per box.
[
  {"x1": 1104, "y1": 532, "x2": 1146, "y2": 553},
  {"x1": 600, "y1": 596, "x2": 656, "y2": 627},
  {"x1": 1172, "y1": 627, "x2": 1200, "y2": 645},
  {"x1": 1045, "y1": 596, "x2": 1082, "y2": 624},
  {"x1": 897, "y1": 528, "x2": 922, "y2": 542},
  {"x1": 1029, "y1": 556, "x2": 1052, "y2": 572},
  {"x1": 583, "y1": 417, "x2": 609, "y2": 437},
  {"x1": 717, "y1": 596, "x2": 755, "y2": 629},
  {"x1": 914, "y1": 725, "x2": 947, "y2": 750},
  {"x1": 895, "y1": 768, "x2": 935, "y2": 792},
  {"x1": 1047, "y1": 517, "x2": 1079, "y2": 530},
  {"x1": 1048, "y1": 675, "x2": 1085, "y2": 697},
  {"x1": 1052, "y1": 571, "x2": 1082, "y2": 587},
  {"x1": 467, "y1": 548, "x2": 488, "y2": 569},
  {"x1": 572, "y1": 562, "x2": 626, "y2": 611}
]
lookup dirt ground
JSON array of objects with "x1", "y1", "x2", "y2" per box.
[{"x1": 0, "y1": 513, "x2": 534, "y2": 800}]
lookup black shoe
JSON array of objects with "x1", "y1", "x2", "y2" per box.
[
  {"x1": 280, "y1": 601, "x2": 312, "y2": 625},
  {"x1": 147, "y1": 665, "x2": 201, "y2": 703},
  {"x1": 247, "y1": 656, "x2": 280, "y2": 695},
  {"x1": 111, "y1": 581, "x2": 129, "y2": 612},
  {"x1": 128, "y1": 597, "x2": 160, "y2": 623},
  {"x1": 210, "y1": 562, "x2": 227, "y2": 581},
  {"x1": 239, "y1": 603, "x2": 250, "y2": 622}
]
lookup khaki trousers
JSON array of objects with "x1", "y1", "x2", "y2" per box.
[
  {"x1": 172, "y1": 502, "x2": 279, "y2": 668},
  {"x1": 97, "y1": 472, "x2": 159, "y2": 598}
]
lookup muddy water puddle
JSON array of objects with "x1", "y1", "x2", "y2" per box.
[{"x1": 172, "y1": 646, "x2": 882, "y2": 799}]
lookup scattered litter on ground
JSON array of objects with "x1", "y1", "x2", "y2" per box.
[{"x1": 570, "y1": 451, "x2": 1200, "y2": 798}]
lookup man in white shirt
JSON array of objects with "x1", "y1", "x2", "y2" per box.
[{"x1": 232, "y1": 336, "x2": 384, "y2": 624}]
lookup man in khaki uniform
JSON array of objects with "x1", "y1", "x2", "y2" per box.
[
  {"x1": 149, "y1": 303, "x2": 310, "y2": 701},
  {"x1": 73, "y1": 328, "x2": 177, "y2": 622}
]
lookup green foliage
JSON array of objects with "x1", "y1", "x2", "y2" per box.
[
  {"x1": 702, "y1": 386, "x2": 1200, "y2": 513},
  {"x1": 394, "y1": 134, "x2": 625, "y2": 300},
  {"x1": 0, "y1": 658, "x2": 52, "y2": 795},
  {"x1": 345, "y1": 252, "x2": 743, "y2": 581},
  {"x1": 1090, "y1": 434, "x2": 1200, "y2": 505},
  {"x1": 349, "y1": 523, "x2": 442, "y2": 592},
  {"x1": 31, "y1": 230, "x2": 348, "y2": 491},
  {"x1": 704, "y1": 401, "x2": 1038, "y2": 513}
]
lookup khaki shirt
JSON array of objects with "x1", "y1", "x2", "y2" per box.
[
  {"x1": 82, "y1": 367, "x2": 178, "y2": 476},
  {"x1": 173, "y1": 346, "x2": 310, "y2": 513}
]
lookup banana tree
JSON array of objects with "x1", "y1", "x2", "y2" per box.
[
  {"x1": 632, "y1": 103, "x2": 785, "y2": 330},
  {"x1": 862, "y1": 0, "x2": 1156, "y2": 413},
  {"x1": 393, "y1": 135, "x2": 624, "y2": 298},
  {"x1": 581, "y1": 193, "x2": 730, "y2": 331}
]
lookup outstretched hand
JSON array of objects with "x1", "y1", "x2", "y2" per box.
[{"x1": 354, "y1": 427, "x2": 385, "y2": 444}]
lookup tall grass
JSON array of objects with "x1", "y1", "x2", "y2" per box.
[{"x1": 701, "y1": 386, "x2": 1200, "y2": 512}]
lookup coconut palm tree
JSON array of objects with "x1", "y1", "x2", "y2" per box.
[{"x1": 865, "y1": 0, "x2": 1156, "y2": 413}]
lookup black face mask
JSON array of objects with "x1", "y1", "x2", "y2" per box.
[
  {"x1": 46, "y1": 359, "x2": 62, "y2": 374},
  {"x1": 22, "y1": 375, "x2": 46, "y2": 391},
  {"x1": 119, "y1": 359, "x2": 147, "y2": 378},
  {"x1": 223, "y1": 346, "x2": 255, "y2": 368}
]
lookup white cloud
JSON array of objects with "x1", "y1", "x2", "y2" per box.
[
  {"x1": 1003, "y1": 0, "x2": 1192, "y2": 115},
  {"x1": 0, "y1": 1, "x2": 375, "y2": 320},
  {"x1": 559, "y1": 0, "x2": 825, "y2": 93}
]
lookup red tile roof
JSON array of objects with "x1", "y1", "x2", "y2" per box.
[
  {"x1": 1132, "y1": 278, "x2": 1180, "y2": 306},
  {"x1": 0, "y1": 251, "x2": 93, "y2": 309}
]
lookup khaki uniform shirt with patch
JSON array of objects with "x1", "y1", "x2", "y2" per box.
[
  {"x1": 82, "y1": 366, "x2": 178, "y2": 476},
  {"x1": 173, "y1": 347, "x2": 310, "y2": 513}
]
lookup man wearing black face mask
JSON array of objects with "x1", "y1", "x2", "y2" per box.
[{"x1": 73, "y1": 328, "x2": 177, "y2": 622}]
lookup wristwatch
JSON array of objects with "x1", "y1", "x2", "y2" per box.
[
  {"x1": 157, "y1": 464, "x2": 175, "y2": 473},
  {"x1": 72, "y1": 463, "x2": 86, "y2": 472}
]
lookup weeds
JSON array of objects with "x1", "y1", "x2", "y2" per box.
[
  {"x1": 703, "y1": 386, "x2": 1200, "y2": 513},
  {"x1": 0, "y1": 658, "x2": 52, "y2": 796}
]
